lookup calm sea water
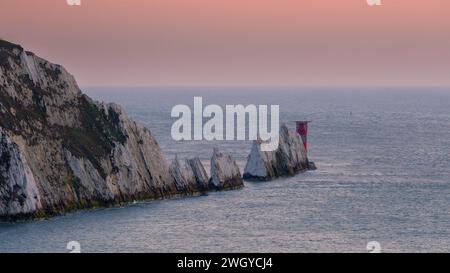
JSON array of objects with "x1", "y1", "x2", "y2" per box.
[{"x1": 1, "y1": 87, "x2": 450, "y2": 253}]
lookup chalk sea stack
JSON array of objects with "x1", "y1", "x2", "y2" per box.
[
  {"x1": 243, "y1": 124, "x2": 316, "y2": 181},
  {"x1": 169, "y1": 156, "x2": 209, "y2": 193},
  {"x1": 209, "y1": 148, "x2": 243, "y2": 190},
  {"x1": 0, "y1": 40, "x2": 243, "y2": 220},
  {"x1": 169, "y1": 150, "x2": 244, "y2": 193}
]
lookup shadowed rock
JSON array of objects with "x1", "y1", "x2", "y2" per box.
[
  {"x1": 186, "y1": 157, "x2": 209, "y2": 191},
  {"x1": 169, "y1": 156, "x2": 209, "y2": 193},
  {"x1": 209, "y1": 148, "x2": 244, "y2": 190}
]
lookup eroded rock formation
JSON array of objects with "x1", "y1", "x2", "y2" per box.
[
  {"x1": 0, "y1": 40, "x2": 243, "y2": 220},
  {"x1": 243, "y1": 124, "x2": 315, "y2": 181},
  {"x1": 169, "y1": 156, "x2": 209, "y2": 193},
  {"x1": 209, "y1": 148, "x2": 243, "y2": 190}
]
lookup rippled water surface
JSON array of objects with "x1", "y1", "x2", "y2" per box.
[{"x1": 1, "y1": 87, "x2": 450, "y2": 252}]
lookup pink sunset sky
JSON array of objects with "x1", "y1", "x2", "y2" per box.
[{"x1": 1, "y1": 0, "x2": 449, "y2": 86}]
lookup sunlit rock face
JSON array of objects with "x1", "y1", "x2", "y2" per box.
[
  {"x1": 243, "y1": 124, "x2": 315, "y2": 181},
  {"x1": 1, "y1": 39, "x2": 242, "y2": 220}
]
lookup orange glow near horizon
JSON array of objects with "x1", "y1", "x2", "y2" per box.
[{"x1": 1, "y1": 0, "x2": 449, "y2": 86}]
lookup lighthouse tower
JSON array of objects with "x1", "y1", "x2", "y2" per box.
[{"x1": 295, "y1": 121, "x2": 310, "y2": 153}]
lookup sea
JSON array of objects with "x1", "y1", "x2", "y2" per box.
[{"x1": 1, "y1": 86, "x2": 450, "y2": 253}]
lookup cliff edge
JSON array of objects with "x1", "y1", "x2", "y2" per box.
[{"x1": 0, "y1": 40, "x2": 243, "y2": 220}]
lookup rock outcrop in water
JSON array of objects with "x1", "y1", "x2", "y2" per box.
[
  {"x1": 169, "y1": 150, "x2": 244, "y2": 193},
  {"x1": 243, "y1": 124, "x2": 316, "y2": 181},
  {"x1": 209, "y1": 148, "x2": 243, "y2": 190},
  {"x1": 0, "y1": 40, "x2": 242, "y2": 220},
  {"x1": 169, "y1": 156, "x2": 209, "y2": 193},
  {"x1": 187, "y1": 157, "x2": 210, "y2": 191}
]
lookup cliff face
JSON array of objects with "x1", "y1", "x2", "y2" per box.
[
  {"x1": 243, "y1": 124, "x2": 315, "y2": 181},
  {"x1": 0, "y1": 40, "x2": 204, "y2": 220}
]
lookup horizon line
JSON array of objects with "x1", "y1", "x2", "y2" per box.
[{"x1": 80, "y1": 84, "x2": 450, "y2": 89}]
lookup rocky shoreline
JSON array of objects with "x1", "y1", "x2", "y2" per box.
[
  {"x1": 0, "y1": 40, "x2": 245, "y2": 221},
  {"x1": 0, "y1": 40, "x2": 314, "y2": 221}
]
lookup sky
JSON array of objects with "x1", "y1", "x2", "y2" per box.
[{"x1": 1, "y1": 0, "x2": 449, "y2": 86}]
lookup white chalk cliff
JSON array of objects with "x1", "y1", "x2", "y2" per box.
[{"x1": 0, "y1": 40, "x2": 243, "y2": 220}]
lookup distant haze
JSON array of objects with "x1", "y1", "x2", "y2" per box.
[{"x1": 1, "y1": 0, "x2": 449, "y2": 86}]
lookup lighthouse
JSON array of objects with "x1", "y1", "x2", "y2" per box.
[
  {"x1": 295, "y1": 121, "x2": 310, "y2": 153},
  {"x1": 296, "y1": 121, "x2": 316, "y2": 170}
]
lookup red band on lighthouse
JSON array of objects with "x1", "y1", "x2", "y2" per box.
[{"x1": 296, "y1": 121, "x2": 309, "y2": 152}]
